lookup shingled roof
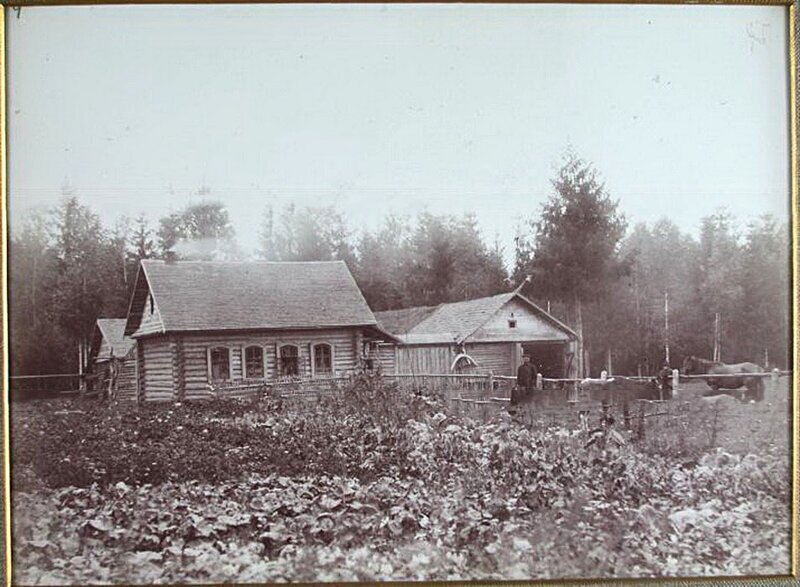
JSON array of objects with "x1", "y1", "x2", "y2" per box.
[
  {"x1": 375, "y1": 291, "x2": 577, "y2": 344},
  {"x1": 126, "y1": 260, "x2": 382, "y2": 335},
  {"x1": 375, "y1": 305, "x2": 439, "y2": 335},
  {"x1": 92, "y1": 318, "x2": 136, "y2": 361}
]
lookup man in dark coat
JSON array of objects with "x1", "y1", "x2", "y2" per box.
[
  {"x1": 511, "y1": 355, "x2": 537, "y2": 405},
  {"x1": 517, "y1": 355, "x2": 537, "y2": 389},
  {"x1": 657, "y1": 362, "x2": 673, "y2": 399}
]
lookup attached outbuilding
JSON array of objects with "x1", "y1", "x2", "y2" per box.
[
  {"x1": 124, "y1": 259, "x2": 396, "y2": 402},
  {"x1": 88, "y1": 318, "x2": 138, "y2": 400},
  {"x1": 374, "y1": 291, "x2": 579, "y2": 378}
]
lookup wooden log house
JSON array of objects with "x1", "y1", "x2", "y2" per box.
[
  {"x1": 88, "y1": 318, "x2": 137, "y2": 399},
  {"x1": 124, "y1": 259, "x2": 397, "y2": 402},
  {"x1": 374, "y1": 291, "x2": 579, "y2": 378}
]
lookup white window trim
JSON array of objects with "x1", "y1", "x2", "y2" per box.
[
  {"x1": 277, "y1": 343, "x2": 301, "y2": 377},
  {"x1": 207, "y1": 346, "x2": 233, "y2": 382},
  {"x1": 311, "y1": 342, "x2": 335, "y2": 378},
  {"x1": 243, "y1": 344, "x2": 266, "y2": 380}
]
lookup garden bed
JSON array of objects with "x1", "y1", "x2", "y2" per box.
[{"x1": 10, "y1": 376, "x2": 793, "y2": 583}]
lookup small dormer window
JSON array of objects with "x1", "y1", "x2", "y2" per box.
[{"x1": 508, "y1": 313, "x2": 517, "y2": 328}]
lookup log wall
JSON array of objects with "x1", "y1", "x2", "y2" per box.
[
  {"x1": 116, "y1": 357, "x2": 138, "y2": 401},
  {"x1": 141, "y1": 337, "x2": 175, "y2": 402},
  {"x1": 137, "y1": 328, "x2": 364, "y2": 401},
  {"x1": 377, "y1": 344, "x2": 397, "y2": 374}
]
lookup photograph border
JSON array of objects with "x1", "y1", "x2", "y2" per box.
[{"x1": 0, "y1": 2, "x2": 797, "y2": 586}]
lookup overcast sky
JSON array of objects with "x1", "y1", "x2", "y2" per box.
[{"x1": 6, "y1": 4, "x2": 790, "y2": 266}]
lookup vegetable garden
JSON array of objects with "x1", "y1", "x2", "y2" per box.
[{"x1": 10, "y1": 374, "x2": 793, "y2": 584}]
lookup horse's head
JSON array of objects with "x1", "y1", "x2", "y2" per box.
[{"x1": 682, "y1": 355, "x2": 695, "y2": 375}]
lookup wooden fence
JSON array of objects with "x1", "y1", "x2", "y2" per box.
[
  {"x1": 10, "y1": 367, "x2": 792, "y2": 423},
  {"x1": 384, "y1": 368, "x2": 793, "y2": 427},
  {"x1": 9, "y1": 373, "x2": 88, "y2": 400}
]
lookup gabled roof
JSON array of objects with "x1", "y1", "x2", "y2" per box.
[
  {"x1": 125, "y1": 260, "x2": 384, "y2": 336},
  {"x1": 92, "y1": 318, "x2": 136, "y2": 361},
  {"x1": 375, "y1": 291, "x2": 578, "y2": 345}
]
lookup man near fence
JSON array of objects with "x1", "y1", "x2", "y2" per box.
[
  {"x1": 512, "y1": 355, "x2": 537, "y2": 406},
  {"x1": 656, "y1": 362, "x2": 673, "y2": 399}
]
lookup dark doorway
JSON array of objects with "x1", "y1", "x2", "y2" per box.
[{"x1": 521, "y1": 342, "x2": 567, "y2": 378}]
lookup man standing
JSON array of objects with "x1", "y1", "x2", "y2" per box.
[
  {"x1": 514, "y1": 355, "x2": 537, "y2": 402},
  {"x1": 657, "y1": 362, "x2": 673, "y2": 399}
]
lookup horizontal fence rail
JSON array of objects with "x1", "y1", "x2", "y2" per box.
[
  {"x1": 9, "y1": 374, "x2": 88, "y2": 399},
  {"x1": 9, "y1": 367, "x2": 792, "y2": 413}
]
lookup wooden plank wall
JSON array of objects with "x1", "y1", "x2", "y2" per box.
[
  {"x1": 135, "y1": 292, "x2": 165, "y2": 337},
  {"x1": 469, "y1": 298, "x2": 570, "y2": 343},
  {"x1": 395, "y1": 345, "x2": 453, "y2": 374},
  {"x1": 465, "y1": 342, "x2": 514, "y2": 376}
]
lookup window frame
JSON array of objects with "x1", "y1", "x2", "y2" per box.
[
  {"x1": 243, "y1": 344, "x2": 266, "y2": 380},
  {"x1": 207, "y1": 346, "x2": 233, "y2": 382},
  {"x1": 311, "y1": 342, "x2": 334, "y2": 377},
  {"x1": 277, "y1": 343, "x2": 301, "y2": 377}
]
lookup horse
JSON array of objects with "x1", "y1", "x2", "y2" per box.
[{"x1": 681, "y1": 356, "x2": 765, "y2": 402}]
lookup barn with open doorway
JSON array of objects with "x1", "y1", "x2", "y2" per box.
[{"x1": 374, "y1": 290, "x2": 579, "y2": 378}]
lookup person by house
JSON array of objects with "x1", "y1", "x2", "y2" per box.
[{"x1": 512, "y1": 355, "x2": 538, "y2": 405}]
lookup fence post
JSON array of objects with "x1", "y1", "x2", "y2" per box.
[
  {"x1": 600, "y1": 370, "x2": 608, "y2": 381},
  {"x1": 487, "y1": 370, "x2": 494, "y2": 395},
  {"x1": 672, "y1": 369, "x2": 680, "y2": 399},
  {"x1": 536, "y1": 373, "x2": 543, "y2": 389},
  {"x1": 771, "y1": 368, "x2": 780, "y2": 397}
]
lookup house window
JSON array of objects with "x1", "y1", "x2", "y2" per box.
[
  {"x1": 279, "y1": 345, "x2": 300, "y2": 377},
  {"x1": 313, "y1": 343, "x2": 333, "y2": 376},
  {"x1": 209, "y1": 347, "x2": 230, "y2": 381},
  {"x1": 148, "y1": 294, "x2": 154, "y2": 315},
  {"x1": 508, "y1": 313, "x2": 517, "y2": 328},
  {"x1": 244, "y1": 345, "x2": 264, "y2": 379}
]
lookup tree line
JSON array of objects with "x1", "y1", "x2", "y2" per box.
[{"x1": 9, "y1": 153, "x2": 790, "y2": 377}]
